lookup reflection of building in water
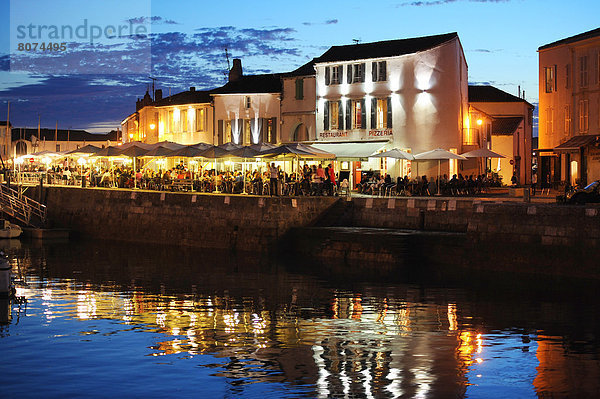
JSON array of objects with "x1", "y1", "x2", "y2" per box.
[
  {"x1": 534, "y1": 335, "x2": 600, "y2": 398},
  {"x1": 21, "y1": 278, "x2": 477, "y2": 397}
]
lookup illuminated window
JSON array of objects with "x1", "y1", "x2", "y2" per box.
[
  {"x1": 371, "y1": 61, "x2": 387, "y2": 82},
  {"x1": 244, "y1": 119, "x2": 251, "y2": 145},
  {"x1": 371, "y1": 98, "x2": 392, "y2": 129},
  {"x1": 196, "y1": 108, "x2": 205, "y2": 132},
  {"x1": 181, "y1": 109, "x2": 188, "y2": 132},
  {"x1": 564, "y1": 105, "x2": 571, "y2": 135},
  {"x1": 546, "y1": 108, "x2": 554, "y2": 135},
  {"x1": 579, "y1": 99, "x2": 589, "y2": 132},
  {"x1": 168, "y1": 110, "x2": 174, "y2": 132},
  {"x1": 330, "y1": 101, "x2": 339, "y2": 130},
  {"x1": 352, "y1": 99, "x2": 365, "y2": 129},
  {"x1": 579, "y1": 56, "x2": 588, "y2": 88},
  {"x1": 544, "y1": 66, "x2": 555, "y2": 93},
  {"x1": 295, "y1": 78, "x2": 304, "y2": 100},
  {"x1": 225, "y1": 121, "x2": 232, "y2": 143}
]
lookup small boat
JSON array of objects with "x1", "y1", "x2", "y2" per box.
[{"x1": 0, "y1": 220, "x2": 22, "y2": 239}]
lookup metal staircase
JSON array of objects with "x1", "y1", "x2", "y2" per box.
[{"x1": 0, "y1": 184, "x2": 47, "y2": 227}]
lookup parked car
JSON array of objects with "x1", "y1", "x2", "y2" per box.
[{"x1": 567, "y1": 180, "x2": 600, "y2": 204}]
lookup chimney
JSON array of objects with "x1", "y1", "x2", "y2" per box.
[
  {"x1": 190, "y1": 87, "x2": 195, "y2": 92},
  {"x1": 229, "y1": 58, "x2": 243, "y2": 82},
  {"x1": 155, "y1": 89, "x2": 162, "y2": 101}
]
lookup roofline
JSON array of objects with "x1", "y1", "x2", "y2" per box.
[
  {"x1": 313, "y1": 34, "x2": 460, "y2": 66},
  {"x1": 468, "y1": 85, "x2": 535, "y2": 109},
  {"x1": 210, "y1": 92, "x2": 281, "y2": 96},
  {"x1": 538, "y1": 27, "x2": 600, "y2": 51},
  {"x1": 154, "y1": 102, "x2": 212, "y2": 108}
]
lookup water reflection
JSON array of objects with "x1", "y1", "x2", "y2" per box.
[{"x1": 2, "y1": 240, "x2": 599, "y2": 398}]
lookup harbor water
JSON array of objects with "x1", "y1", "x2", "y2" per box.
[{"x1": 1, "y1": 238, "x2": 599, "y2": 398}]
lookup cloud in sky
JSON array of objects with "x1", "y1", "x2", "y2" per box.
[
  {"x1": 0, "y1": 24, "x2": 305, "y2": 130},
  {"x1": 399, "y1": 0, "x2": 508, "y2": 6},
  {"x1": 302, "y1": 19, "x2": 339, "y2": 26},
  {"x1": 126, "y1": 16, "x2": 180, "y2": 25}
]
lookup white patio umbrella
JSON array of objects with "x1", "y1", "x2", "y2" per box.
[
  {"x1": 371, "y1": 149, "x2": 415, "y2": 185},
  {"x1": 460, "y1": 148, "x2": 506, "y2": 175},
  {"x1": 414, "y1": 149, "x2": 467, "y2": 195}
]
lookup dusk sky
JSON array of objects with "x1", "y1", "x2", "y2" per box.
[{"x1": 1, "y1": 0, "x2": 599, "y2": 135}]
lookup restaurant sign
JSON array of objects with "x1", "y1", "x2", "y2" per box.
[
  {"x1": 318, "y1": 129, "x2": 394, "y2": 141},
  {"x1": 368, "y1": 129, "x2": 393, "y2": 138}
]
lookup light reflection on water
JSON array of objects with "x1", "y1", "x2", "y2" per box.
[{"x1": 1, "y1": 240, "x2": 599, "y2": 398}]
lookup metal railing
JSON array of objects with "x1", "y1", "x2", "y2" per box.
[{"x1": 0, "y1": 183, "x2": 47, "y2": 227}]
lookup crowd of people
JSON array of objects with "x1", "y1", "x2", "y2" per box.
[
  {"x1": 357, "y1": 173, "x2": 499, "y2": 196},
  {"x1": 16, "y1": 162, "x2": 501, "y2": 198}
]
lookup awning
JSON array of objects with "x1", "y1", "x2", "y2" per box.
[
  {"x1": 554, "y1": 135, "x2": 599, "y2": 152},
  {"x1": 310, "y1": 142, "x2": 386, "y2": 159}
]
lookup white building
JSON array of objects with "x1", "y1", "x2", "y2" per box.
[
  {"x1": 312, "y1": 33, "x2": 469, "y2": 185},
  {"x1": 211, "y1": 59, "x2": 280, "y2": 146}
]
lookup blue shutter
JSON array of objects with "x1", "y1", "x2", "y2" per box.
[
  {"x1": 338, "y1": 100, "x2": 344, "y2": 130},
  {"x1": 360, "y1": 63, "x2": 366, "y2": 82},
  {"x1": 347, "y1": 65, "x2": 352, "y2": 84},
  {"x1": 337, "y1": 65, "x2": 343, "y2": 84},
  {"x1": 371, "y1": 97, "x2": 377, "y2": 129},
  {"x1": 325, "y1": 67, "x2": 330, "y2": 85},
  {"x1": 346, "y1": 99, "x2": 351, "y2": 129},
  {"x1": 380, "y1": 62, "x2": 387, "y2": 82},
  {"x1": 372, "y1": 62, "x2": 377, "y2": 82},
  {"x1": 323, "y1": 101, "x2": 329, "y2": 130},
  {"x1": 360, "y1": 99, "x2": 366, "y2": 129}
]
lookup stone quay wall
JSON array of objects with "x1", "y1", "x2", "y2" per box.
[{"x1": 35, "y1": 187, "x2": 338, "y2": 251}]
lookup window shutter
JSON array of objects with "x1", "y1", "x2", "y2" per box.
[
  {"x1": 380, "y1": 62, "x2": 386, "y2": 82},
  {"x1": 338, "y1": 100, "x2": 344, "y2": 130},
  {"x1": 271, "y1": 117, "x2": 277, "y2": 144},
  {"x1": 337, "y1": 65, "x2": 343, "y2": 83},
  {"x1": 325, "y1": 67, "x2": 330, "y2": 85},
  {"x1": 324, "y1": 101, "x2": 329, "y2": 130},
  {"x1": 360, "y1": 63, "x2": 366, "y2": 82},
  {"x1": 360, "y1": 99, "x2": 366, "y2": 129},
  {"x1": 347, "y1": 65, "x2": 352, "y2": 84},
  {"x1": 217, "y1": 120, "x2": 224, "y2": 146},
  {"x1": 345, "y1": 99, "x2": 351, "y2": 129},
  {"x1": 372, "y1": 62, "x2": 377, "y2": 82},
  {"x1": 371, "y1": 97, "x2": 377, "y2": 129},
  {"x1": 295, "y1": 79, "x2": 304, "y2": 100},
  {"x1": 387, "y1": 97, "x2": 393, "y2": 128}
]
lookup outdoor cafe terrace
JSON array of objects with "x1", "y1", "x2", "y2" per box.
[{"x1": 11, "y1": 141, "x2": 507, "y2": 197}]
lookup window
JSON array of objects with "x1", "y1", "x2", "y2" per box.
[
  {"x1": 245, "y1": 96, "x2": 251, "y2": 109},
  {"x1": 295, "y1": 78, "x2": 304, "y2": 100},
  {"x1": 181, "y1": 109, "x2": 187, "y2": 132},
  {"x1": 196, "y1": 108, "x2": 205, "y2": 132},
  {"x1": 330, "y1": 101, "x2": 340, "y2": 130},
  {"x1": 545, "y1": 108, "x2": 553, "y2": 135},
  {"x1": 371, "y1": 97, "x2": 393, "y2": 129},
  {"x1": 331, "y1": 66, "x2": 340, "y2": 84},
  {"x1": 371, "y1": 61, "x2": 387, "y2": 82},
  {"x1": 566, "y1": 64, "x2": 571, "y2": 89},
  {"x1": 564, "y1": 105, "x2": 571, "y2": 135},
  {"x1": 352, "y1": 63, "x2": 365, "y2": 83},
  {"x1": 225, "y1": 121, "x2": 232, "y2": 143},
  {"x1": 580, "y1": 56, "x2": 588, "y2": 88},
  {"x1": 56, "y1": 144, "x2": 61, "y2": 152},
  {"x1": 579, "y1": 99, "x2": 589, "y2": 132},
  {"x1": 168, "y1": 110, "x2": 174, "y2": 132},
  {"x1": 244, "y1": 119, "x2": 251, "y2": 145},
  {"x1": 544, "y1": 66, "x2": 555, "y2": 93},
  {"x1": 266, "y1": 118, "x2": 276, "y2": 144},
  {"x1": 352, "y1": 100, "x2": 365, "y2": 129}
]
